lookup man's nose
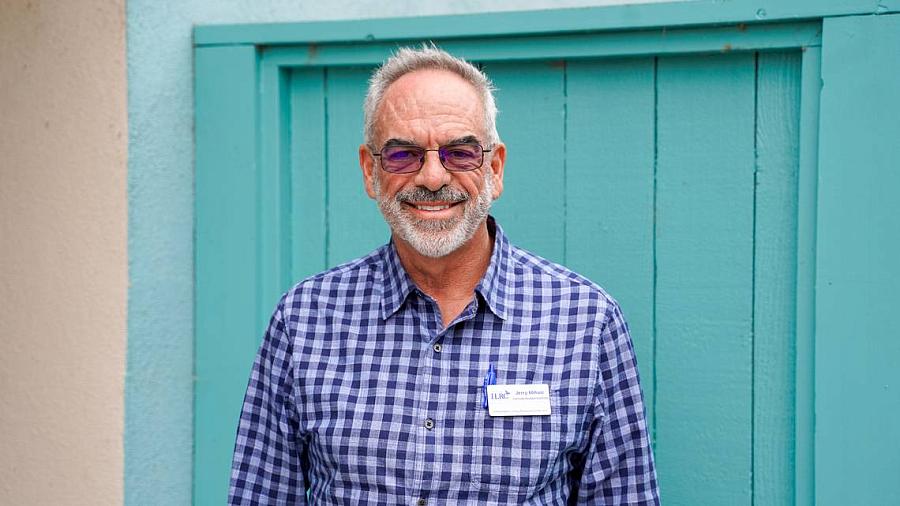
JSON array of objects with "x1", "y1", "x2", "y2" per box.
[{"x1": 413, "y1": 150, "x2": 452, "y2": 191}]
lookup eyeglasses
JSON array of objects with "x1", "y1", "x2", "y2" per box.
[{"x1": 371, "y1": 143, "x2": 491, "y2": 174}]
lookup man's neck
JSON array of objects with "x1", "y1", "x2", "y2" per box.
[{"x1": 393, "y1": 221, "x2": 493, "y2": 304}]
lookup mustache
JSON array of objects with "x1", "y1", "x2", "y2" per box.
[{"x1": 395, "y1": 186, "x2": 470, "y2": 203}]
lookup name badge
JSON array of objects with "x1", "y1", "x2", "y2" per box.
[{"x1": 486, "y1": 384, "x2": 551, "y2": 416}]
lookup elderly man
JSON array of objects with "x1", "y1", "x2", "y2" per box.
[{"x1": 229, "y1": 46, "x2": 659, "y2": 505}]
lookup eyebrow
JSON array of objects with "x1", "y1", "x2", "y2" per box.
[
  {"x1": 382, "y1": 138, "x2": 417, "y2": 147},
  {"x1": 448, "y1": 135, "x2": 481, "y2": 145},
  {"x1": 381, "y1": 135, "x2": 483, "y2": 148}
]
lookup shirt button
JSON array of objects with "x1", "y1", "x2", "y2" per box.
[
  {"x1": 417, "y1": 499, "x2": 426, "y2": 506},
  {"x1": 432, "y1": 343, "x2": 442, "y2": 353},
  {"x1": 424, "y1": 418, "x2": 435, "y2": 430}
]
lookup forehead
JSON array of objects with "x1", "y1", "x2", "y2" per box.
[{"x1": 375, "y1": 69, "x2": 484, "y2": 142}]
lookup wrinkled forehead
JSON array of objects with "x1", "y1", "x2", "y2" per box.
[{"x1": 373, "y1": 69, "x2": 486, "y2": 143}]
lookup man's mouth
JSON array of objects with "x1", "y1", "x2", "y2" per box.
[
  {"x1": 413, "y1": 204, "x2": 451, "y2": 211},
  {"x1": 395, "y1": 187, "x2": 470, "y2": 216},
  {"x1": 401, "y1": 199, "x2": 465, "y2": 213}
]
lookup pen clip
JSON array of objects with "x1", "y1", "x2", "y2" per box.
[{"x1": 482, "y1": 363, "x2": 496, "y2": 409}]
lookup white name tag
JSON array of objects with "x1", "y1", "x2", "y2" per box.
[{"x1": 486, "y1": 384, "x2": 551, "y2": 416}]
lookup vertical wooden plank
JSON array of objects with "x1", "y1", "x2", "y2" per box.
[
  {"x1": 325, "y1": 66, "x2": 390, "y2": 265},
  {"x1": 487, "y1": 60, "x2": 566, "y2": 263},
  {"x1": 565, "y1": 57, "x2": 657, "y2": 432},
  {"x1": 816, "y1": 14, "x2": 900, "y2": 506},
  {"x1": 753, "y1": 50, "x2": 801, "y2": 506},
  {"x1": 258, "y1": 60, "x2": 293, "y2": 325},
  {"x1": 655, "y1": 52, "x2": 756, "y2": 505},
  {"x1": 194, "y1": 44, "x2": 258, "y2": 506},
  {"x1": 794, "y1": 44, "x2": 820, "y2": 506},
  {"x1": 291, "y1": 67, "x2": 328, "y2": 280}
]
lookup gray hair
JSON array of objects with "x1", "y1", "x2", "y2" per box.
[{"x1": 363, "y1": 45, "x2": 500, "y2": 148}]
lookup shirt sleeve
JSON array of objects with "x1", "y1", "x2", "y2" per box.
[
  {"x1": 575, "y1": 302, "x2": 660, "y2": 505},
  {"x1": 229, "y1": 298, "x2": 308, "y2": 505}
]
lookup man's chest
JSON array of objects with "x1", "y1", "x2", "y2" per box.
[{"x1": 290, "y1": 310, "x2": 599, "y2": 502}]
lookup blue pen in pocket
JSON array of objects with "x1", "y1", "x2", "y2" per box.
[{"x1": 482, "y1": 363, "x2": 496, "y2": 409}]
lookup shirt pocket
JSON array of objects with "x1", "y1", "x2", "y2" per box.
[{"x1": 468, "y1": 389, "x2": 568, "y2": 494}]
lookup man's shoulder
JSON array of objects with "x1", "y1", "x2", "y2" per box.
[
  {"x1": 505, "y1": 242, "x2": 618, "y2": 310},
  {"x1": 279, "y1": 245, "x2": 387, "y2": 307}
]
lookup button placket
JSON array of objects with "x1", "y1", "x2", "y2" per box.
[{"x1": 413, "y1": 297, "x2": 441, "y2": 496}]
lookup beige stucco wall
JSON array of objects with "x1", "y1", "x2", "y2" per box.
[{"x1": 0, "y1": 0, "x2": 127, "y2": 503}]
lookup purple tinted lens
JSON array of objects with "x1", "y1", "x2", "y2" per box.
[
  {"x1": 381, "y1": 146, "x2": 424, "y2": 173},
  {"x1": 439, "y1": 144, "x2": 482, "y2": 171}
]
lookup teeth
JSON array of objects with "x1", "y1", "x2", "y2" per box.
[{"x1": 416, "y1": 205, "x2": 450, "y2": 211}]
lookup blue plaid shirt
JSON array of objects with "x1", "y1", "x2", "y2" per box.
[{"x1": 229, "y1": 218, "x2": 659, "y2": 505}]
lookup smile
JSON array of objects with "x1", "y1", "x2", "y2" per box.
[{"x1": 402, "y1": 200, "x2": 464, "y2": 213}]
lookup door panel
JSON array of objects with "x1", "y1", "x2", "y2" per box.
[
  {"x1": 324, "y1": 67, "x2": 389, "y2": 268},
  {"x1": 753, "y1": 51, "x2": 801, "y2": 506},
  {"x1": 290, "y1": 67, "x2": 328, "y2": 280},
  {"x1": 654, "y1": 52, "x2": 757, "y2": 504},
  {"x1": 564, "y1": 56, "x2": 656, "y2": 430},
  {"x1": 488, "y1": 60, "x2": 567, "y2": 261}
]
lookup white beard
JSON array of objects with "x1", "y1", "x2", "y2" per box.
[{"x1": 373, "y1": 170, "x2": 494, "y2": 258}]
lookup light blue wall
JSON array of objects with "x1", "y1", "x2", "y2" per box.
[{"x1": 125, "y1": 1, "x2": 656, "y2": 503}]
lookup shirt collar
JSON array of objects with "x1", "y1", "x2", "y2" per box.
[
  {"x1": 378, "y1": 239, "x2": 417, "y2": 320},
  {"x1": 378, "y1": 215, "x2": 512, "y2": 321},
  {"x1": 475, "y1": 216, "x2": 511, "y2": 321}
]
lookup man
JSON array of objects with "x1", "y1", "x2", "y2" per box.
[{"x1": 229, "y1": 46, "x2": 659, "y2": 505}]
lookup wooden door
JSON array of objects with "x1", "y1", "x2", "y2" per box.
[{"x1": 196, "y1": 38, "x2": 813, "y2": 505}]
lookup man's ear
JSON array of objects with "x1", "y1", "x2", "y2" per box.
[
  {"x1": 488, "y1": 142, "x2": 506, "y2": 200},
  {"x1": 359, "y1": 144, "x2": 377, "y2": 199}
]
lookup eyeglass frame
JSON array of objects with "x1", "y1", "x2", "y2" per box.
[{"x1": 369, "y1": 140, "x2": 492, "y2": 174}]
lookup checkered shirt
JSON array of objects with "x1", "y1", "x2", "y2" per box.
[{"x1": 229, "y1": 218, "x2": 659, "y2": 505}]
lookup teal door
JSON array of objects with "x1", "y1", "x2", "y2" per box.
[{"x1": 196, "y1": 21, "x2": 825, "y2": 505}]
